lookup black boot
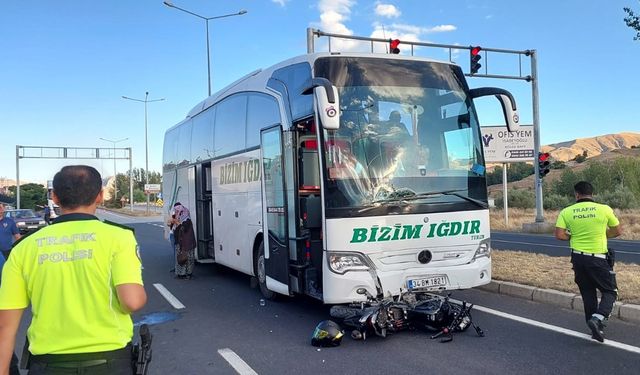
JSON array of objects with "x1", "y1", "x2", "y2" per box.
[{"x1": 587, "y1": 316, "x2": 605, "y2": 342}]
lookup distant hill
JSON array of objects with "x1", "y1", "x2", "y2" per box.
[
  {"x1": 0, "y1": 177, "x2": 41, "y2": 188},
  {"x1": 541, "y1": 132, "x2": 640, "y2": 162},
  {"x1": 488, "y1": 133, "x2": 640, "y2": 195}
]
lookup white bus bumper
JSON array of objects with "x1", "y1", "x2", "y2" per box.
[{"x1": 322, "y1": 256, "x2": 491, "y2": 304}]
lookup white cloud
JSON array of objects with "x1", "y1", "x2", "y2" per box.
[
  {"x1": 271, "y1": 0, "x2": 290, "y2": 6},
  {"x1": 367, "y1": 22, "x2": 458, "y2": 55},
  {"x1": 318, "y1": 0, "x2": 355, "y2": 19},
  {"x1": 381, "y1": 23, "x2": 456, "y2": 36},
  {"x1": 310, "y1": 0, "x2": 456, "y2": 53},
  {"x1": 427, "y1": 24, "x2": 456, "y2": 33},
  {"x1": 375, "y1": 3, "x2": 401, "y2": 18},
  {"x1": 387, "y1": 23, "x2": 422, "y2": 35},
  {"x1": 314, "y1": 0, "x2": 359, "y2": 51},
  {"x1": 369, "y1": 23, "x2": 420, "y2": 53}
]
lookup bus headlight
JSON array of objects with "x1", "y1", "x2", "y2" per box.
[
  {"x1": 328, "y1": 252, "x2": 371, "y2": 274},
  {"x1": 473, "y1": 238, "x2": 491, "y2": 260}
]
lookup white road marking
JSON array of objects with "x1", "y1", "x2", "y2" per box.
[
  {"x1": 492, "y1": 239, "x2": 568, "y2": 249},
  {"x1": 218, "y1": 348, "x2": 259, "y2": 375},
  {"x1": 470, "y1": 303, "x2": 640, "y2": 355},
  {"x1": 153, "y1": 283, "x2": 185, "y2": 310},
  {"x1": 492, "y1": 239, "x2": 639, "y2": 256}
]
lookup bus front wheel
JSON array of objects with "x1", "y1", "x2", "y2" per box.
[{"x1": 255, "y1": 240, "x2": 277, "y2": 300}]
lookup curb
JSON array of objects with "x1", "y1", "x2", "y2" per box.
[
  {"x1": 477, "y1": 280, "x2": 640, "y2": 324},
  {"x1": 99, "y1": 207, "x2": 160, "y2": 218}
]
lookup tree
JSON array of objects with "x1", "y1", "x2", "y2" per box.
[
  {"x1": 546, "y1": 156, "x2": 640, "y2": 203},
  {"x1": 494, "y1": 189, "x2": 535, "y2": 209},
  {"x1": 7, "y1": 183, "x2": 47, "y2": 210},
  {"x1": 573, "y1": 152, "x2": 587, "y2": 163},
  {"x1": 485, "y1": 162, "x2": 535, "y2": 186},
  {"x1": 580, "y1": 161, "x2": 611, "y2": 194},
  {"x1": 506, "y1": 162, "x2": 535, "y2": 182},
  {"x1": 624, "y1": 4, "x2": 640, "y2": 40},
  {"x1": 549, "y1": 169, "x2": 580, "y2": 197},
  {"x1": 101, "y1": 169, "x2": 161, "y2": 207},
  {"x1": 486, "y1": 165, "x2": 503, "y2": 185},
  {"x1": 550, "y1": 159, "x2": 566, "y2": 169},
  {"x1": 130, "y1": 168, "x2": 161, "y2": 191}
]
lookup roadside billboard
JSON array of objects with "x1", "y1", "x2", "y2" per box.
[
  {"x1": 480, "y1": 125, "x2": 534, "y2": 163},
  {"x1": 144, "y1": 183, "x2": 161, "y2": 194}
]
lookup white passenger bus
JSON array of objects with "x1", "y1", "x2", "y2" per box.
[{"x1": 163, "y1": 35, "x2": 519, "y2": 304}]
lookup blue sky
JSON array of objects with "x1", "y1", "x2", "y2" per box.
[{"x1": 1, "y1": 0, "x2": 639, "y2": 183}]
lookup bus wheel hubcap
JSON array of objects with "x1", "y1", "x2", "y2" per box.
[{"x1": 258, "y1": 255, "x2": 266, "y2": 283}]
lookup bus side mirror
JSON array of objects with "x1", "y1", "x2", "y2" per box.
[
  {"x1": 302, "y1": 78, "x2": 340, "y2": 130},
  {"x1": 496, "y1": 94, "x2": 520, "y2": 132},
  {"x1": 469, "y1": 87, "x2": 520, "y2": 132}
]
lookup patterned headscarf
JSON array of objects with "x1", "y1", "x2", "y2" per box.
[{"x1": 173, "y1": 204, "x2": 191, "y2": 224}]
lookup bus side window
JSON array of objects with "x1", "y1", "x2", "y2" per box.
[{"x1": 299, "y1": 136, "x2": 320, "y2": 192}]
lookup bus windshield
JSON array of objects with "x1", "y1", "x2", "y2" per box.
[{"x1": 314, "y1": 57, "x2": 487, "y2": 217}]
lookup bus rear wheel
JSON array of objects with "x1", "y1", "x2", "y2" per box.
[{"x1": 255, "y1": 240, "x2": 277, "y2": 300}]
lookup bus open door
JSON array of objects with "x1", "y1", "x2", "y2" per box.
[{"x1": 259, "y1": 125, "x2": 291, "y2": 297}]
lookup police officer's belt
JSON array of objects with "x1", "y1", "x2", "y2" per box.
[
  {"x1": 30, "y1": 343, "x2": 132, "y2": 367},
  {"x1": 571, "y1": 250, "x2": 607, "y2": 259}
]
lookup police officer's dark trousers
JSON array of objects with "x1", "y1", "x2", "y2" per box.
[
  {"x1": 27, "y1": 345, "x2": 133, "y2": 375},
  {"x1": 571, "y1": 252, "x2": 617, "y2": 322}
]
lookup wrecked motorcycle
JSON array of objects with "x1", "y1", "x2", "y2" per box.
[{"x1": 329, "y1": 288, "x2": 484, "y2": 343}]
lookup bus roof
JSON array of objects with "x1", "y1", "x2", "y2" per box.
[{"x1": 182, "y1": 52, "x2": 457, "y2": 121}]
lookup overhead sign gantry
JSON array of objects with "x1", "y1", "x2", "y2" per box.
[{"x1": 15, "y1": 145, "x2": 134, "y2": 211}]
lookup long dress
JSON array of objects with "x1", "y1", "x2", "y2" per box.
[{"x1": 174, "y1": 218, "x2": 196, "y2": 278}]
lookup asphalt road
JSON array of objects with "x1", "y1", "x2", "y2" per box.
[
  {"x1": 12, "y1": 211, "x2": 640, "y2": 374},
  {"x1": 491, "y1": 231, "x2": 640, "y2": 264}
]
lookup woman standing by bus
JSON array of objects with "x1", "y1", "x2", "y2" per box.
[{"x1": 170, "y1": 204, "x2": 196, "y2": 279}]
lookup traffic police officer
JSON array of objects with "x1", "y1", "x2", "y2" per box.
[
  {"x1": 555, "y1": 181, "x2": 621, "y2": 343},
  {"x1": 0, "y1": 165, "x2": 147, "y2": 374},
  {"x1": 0, "y1": 241, "x2": 20, "y2": 375}
]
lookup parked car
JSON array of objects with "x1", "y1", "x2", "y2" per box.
[{"x1": 4, "y1": 209, "x2": 47, "y2": 234}]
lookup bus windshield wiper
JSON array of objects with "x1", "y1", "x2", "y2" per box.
[{"x1": 399, "y1": 189, "x2": 488, "y2": 208}]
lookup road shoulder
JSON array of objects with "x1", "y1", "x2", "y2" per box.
[{"x1": 478, "y1": 280, "x2": 640, "y2": 324}]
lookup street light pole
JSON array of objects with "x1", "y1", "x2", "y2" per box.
[
  {"x1": 99, "y1": 137, "x2": 128, "y2": 205},
  {"x1": 122, "y1": 92, "x2": 165, "y2": 215},
  {"x1": 163, "y1": 1, "x2": 247, "y2": 96},
  {"x1": 205, "y1": 19, "x2": 211, "y2": 96}
]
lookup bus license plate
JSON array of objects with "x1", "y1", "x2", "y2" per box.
[{"x1": 407, "y1": 276, "x2": 447, "y2": 290}]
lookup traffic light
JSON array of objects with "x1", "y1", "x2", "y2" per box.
[
  {"x1": 470, "y1": 46, "x2": 482, "y2": 74},
  {"x1": 390, "y1": 39, "x2": 400, "y2": 54},
  {"x1": 538, "y1": 152, "x2": 550, "y2": 177}
]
